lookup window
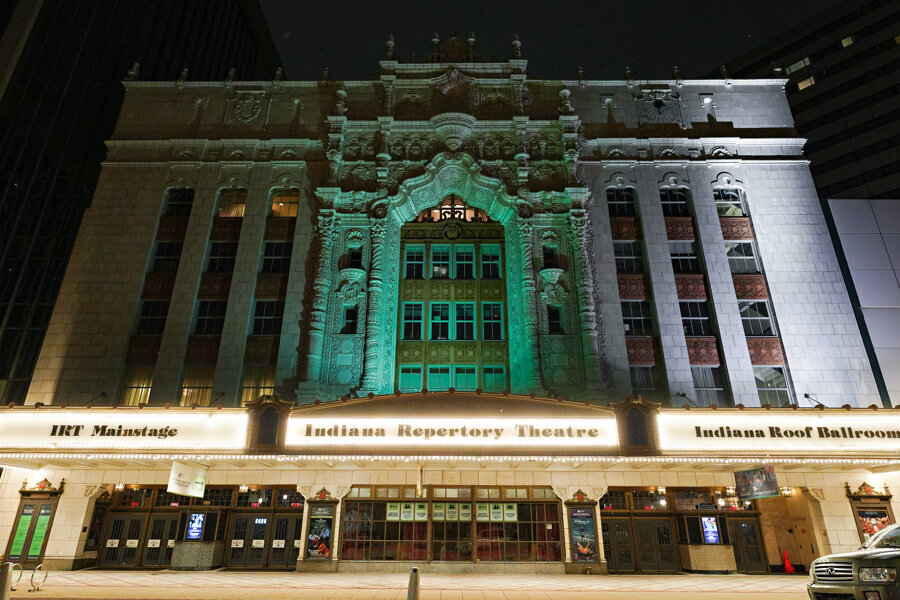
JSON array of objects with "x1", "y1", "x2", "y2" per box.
[
  {"x1": 481, "y1": 245, "x2": 501, "y2": 279},
  {"x1": 428, "y1": 366, "x2": 451, "y2": 391},
  {"x1": 404, "y1": 246, "x2": 425, "y2": 279},
  {"x1": 680, "y1": 301, "x2": 712, "y2": 336},
  {"x1": 346, "y1": 246, "x2": 363, "y2": 269},
  {"x1": 483, "y1": 366, "x2": 506, "y2": 392},
  {"x1": 195, "y1": 300, "x2": 227, "y2": 335},
  {"x1": 271, "y1": 189, "x2": 299, "y2": 217},
  {"x1": 399, "y1": 365, "x2": 423, "y2": 392},
  {"x1": 739, "y1": 301, "x2": 775, "y2": 336},
  {"x1": 455, "y1": 303, "x2": 475, "y2": 341},
  {"x1": 121, "y1": 365, "x2": 153, "y2": 406},
  {"x1": 401, "y1": 303, "x2": 423, "y2": 340},
  {"x1": 341, "y1": 500, "x2": 428, "y2": 561},
  {"x1": 453, "y1": 366, "x2": 477, "y2": 391},
  {"x1": 152, "y1": 242, "x2": 182, "y2": 273},
  {"x1": 670, "y1": 241, "x2": 700, "y2": 273},
  {"x1": 841, "y1": 35, "x2": 854, "y2": 47},
  {"x1": 426, "y1": 303, "x2": 451, "y2": 340},
  {"x1": 547, "y1": 305, "x2": 564, "y2": 334},
  {"x1": 725, "y1": 242, "x2": 760, "y2": 274},
  {"x1": 621, "y1": 301, "x2": 653, "y2": 336},
  {"x1": 630, "y1": 366, "x2": 656, "y2": 396},
  {"x1": 240, "y1": 365, "x2": 275, "y2": 406},
  {"x1": 660, "y1": 187, "x2": 691, "y2": 217},
  {"x1": 180, "y1": 365, "x2": 214, "y2": 407},
  {"x1": 262, "y1": 242, "x2": 292, "y2": 273},
  {"x1": 797, "y1": 76, "x2": 815, "y2": 91},
  {"x1": 692, "y1": 367, "x2": 728, "y2": 407},
  {"x1": 713, "y1": 188, "x2": 747, "y2": 217},
  {"x1": 482, "y1": 303, "x2": 503, "y2": 341},
  {"x1": 207, "y1": 242, "x2": 238, "y2": 274},
  {"x1": 607, "y1": 187, "x2": 636, "y2": 217},
  {"x1": 432, "y1": 245, "x2": 451, "y2": 279},
  {"x1": 784, "y1": 56, "x2": 810, "y2": 74},
  {"x1": 136, "y1": 300, "x2": 169, "y2": 335},
  {"x1": 542, "y1": 246, "x2": 559, "y2": 269},
  {"x1": 164, "y1": 188, "x2": 194, "y2": 217},
  {"x1": 614, "y1": 241, "x2": 643, "y2": 273},
  {"x1": 218, "y1": 189, "x2": 246, "y2": 217},
  {"x1": 755, "y1": 366, "x2": 791, "y2": 407},
  {"x1": 341, "y1": 305, "x2": 359, "y2": 334},
  {"x1": 454, "y1": 245, "x2": 474, "y2": 279},
  {"x1": 252, "y1": 300, "x2": 285, "y2": 335}
]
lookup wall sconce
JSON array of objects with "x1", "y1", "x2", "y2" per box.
[
  {"x1": 780, "y1": 486, "x2": 793, "y2": 497},
  {"x1": 726, "y1": 486, "x2": 736, "y2": 496},
  {"x1": 717, "y1": 497, "x2": 726, "y2": 507},
  {"x1": 114, "y1": 483, "x2": 124, "y2": 491},
  {"x1": 239, "y1": 484, "x2": 249, "y2": 493},
  {"x1": 657, "y1": 487, "x2": 666, "y2": 494}
]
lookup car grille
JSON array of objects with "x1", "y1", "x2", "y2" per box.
[
  {"x1": 813, "y1": 594, "x2": 854, "y2": 600},
  {"x1": 814, "y1": 561, "x2": 854, "y2": 582}
]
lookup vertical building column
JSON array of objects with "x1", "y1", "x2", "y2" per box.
[
  {"x1": 212, "y1": 166, "x2": 269, "y2": 405},
  {"x1": 688, "y1": 164, "x2": 759, "y2": 406},
  {"x1": 301, "y1": 210, "x2": 337, "y2": 388},
  {"x1": 566, "y1": 207, "x2": 604, "y2": 390},
  {"x1": 635, "y1": 166, "x2": 694, "y2": 400},
  {"x1": 360, "y1": 217, "x2": 386, "y2": 392},
  {"x1": 516, "y1": 215, "x2": 545, "y2": 393}
]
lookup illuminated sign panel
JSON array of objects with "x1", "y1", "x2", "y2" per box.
[
  {"x1": 0, "y1": 410, "x2": 248, "y2": 450},
  {"x1": 284, "y1": 417, "x2": 618, "y2": 450},
  {"x1": 658, "y1": 412, "x2": 900, "y2": 452}
]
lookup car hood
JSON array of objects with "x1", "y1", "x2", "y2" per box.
[{"x1": 818, "y1": 548, "x2": 900, "y2": 562}]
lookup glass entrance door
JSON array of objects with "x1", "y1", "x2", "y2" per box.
[
  {"x1": 100, "y1": 512, "x2": 147, "y2": 567},
  {"x1": 728, "y1": 518, "x2": 768, "y2": 573},
  {"x1": 226, "y1": 514, "x2": 270, "y2": 567},
  {"x1": 601, "y1": 517, "x2": 636, "y2": 572},
  {"x1": 267, "y1": 514, "x2": 303, "y2": 568},
  {"x1": 633, "y1": 518, "x2": 679, "y2": 572},
  {"x1": 4, "y1": 500, "x2": 57, "y2": 569},
  {"x1": 141, "y1": 513, "x2": 179, "y2": 567}
]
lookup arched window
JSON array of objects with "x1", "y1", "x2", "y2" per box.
[
  {"x1": 217, "y1": 188, "x2": 246, "y2": 218},
  {"x1": 271, "y1": 189, "x2": 299, "y2": 218},
  {"x1": 607, "y1": 187, "x2": 636, "y2": 217},
  {"x1": 413, "y1": 195, "x2": 489, "y2": 223},
  {"x1": 713, "y1": 188, "x2": 748, "y2": 217},
  {"x1": 659, "y1": 187, "x2": 691, "y2": 217}
]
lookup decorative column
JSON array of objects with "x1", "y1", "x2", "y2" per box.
[
  {"x1": 360, "y1": 216, "x2": 386, "y2": 392},
  {"x1": 303, "y1": 211, "x2": 337, "y2": 384},
  {"x1": 516, "y1": 213, "x2": 545, "y2": 392}
]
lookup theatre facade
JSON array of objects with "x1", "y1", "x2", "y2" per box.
[{"x1": 0, "y1": 34, "x2": 887, "y2": 574}]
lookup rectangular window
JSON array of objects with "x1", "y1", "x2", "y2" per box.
[
  {"x1": 455, "y1": 303, "x2": 475, "y2": 341},
  {"x1": 482, "y1": 302, "x2": 503, "y2": 341},
  {"x1": 841, "y1": 35, "x2": 854, "y2": 47},
  {"x1": 739, "y1": 301, "x2": 775, "y2": 336},
  {"x1": 680, "y1": 301, "x2": 712, "y2": 336},
  {"x1": 121, "y1": 365, "x2": 153, "y2": 406},
  {"x1": 784, "y1": 56, "x2": 810, "y2": 74},
  {"x1": 152, "y1": 242, "x2": 183, "y2": 273},
  {"x1": 262, "y1": 242, "x2": 292, "y2": 273},
  {"x1": 432, "y1": 245, "x2": 451, "y2": 279},
  {"x1": 483, "y1": 366, "x2": 506, "y2": 393},
  {"x1": 542, "y1": 246, "x2": 559, "y2": 269},
  {"x1": 725, "y1": 242, "x2": 760, "y2": 274},
  {"x1": 252, "y1": 300, "x2": 285, "y2": 335},
  {"x1": 797, "y1": 76, "x2": 815, "y2": 91},
  {"x1": 614, "y1": 241, "x2": 643, "y2": 273},
  {"x1": 240, "y1": 365, "x2": 275, "y2": 406},
  {"x1": 607, "y1": 187, "x2": 636, "y2": 217},
  {"x1": 398, "y1": 366, "x2": 423, "y2": 393},
  {"x1": 427, "y1": 366, "x2": 451, "y2": 391},
  {"x1": 341, "y1": 305, "x2": 359, "y2": 334},
  {"x1": 481, "y1": 245, "x2": 501, "y2": 279},
  {"x1": 430, "y1": 303, "x2": 450, "y2": 341},
  {"x1": 754, "y1": 366, "x2": 791, "y2": 407},
  {"x1": 630, "y1": 366, "x2": 655, "y2": 396},
  {"x1": 453, "y1": 366, "x2": 477, "y2": 391},
  {"x1": 136, "y1": 300, "x2": 169, "y2": 335},
  {"x1": 713, "y1": 188, "x2": 747, "y2": 217},
  {"x1": 195, "y1": 300, "x2": 227, "y2": 335},
  {"x1": 164, "y1": 188, "x2": 194, "y2": 217},
  {"x1": 670, "y1": 241, "x2": 700, "y2": 274},
  {"x1": 660, "y1": 188, "x2": 691, "y2": 217},
  {"x1": 180, "y1": 365, "x2": 214, "y2": 407},
  {"x1": 404, "y1": 246, "x2": 425, "y2": 279},
  {"x1": 621, "y1": 301, "x2": 652, "y2": 336},
  {"x1": 691, "y1": 366, "x2": 728, "y2": 407},
  {"x1": 271, "y1": 190, "x2": 299, "y2": 218},
  {"x1": 547, "y1": 305, "x2": 564, "y2": 334},
  {"x1": 346, "y1": 247, "x2": 363, "y2": 270},
  {"x1": 218, "y1": 189, "x2": 246, "y2": 218},
  {"x1": 454, "y1": 245, "x2": 475, "y2": 279},
  {"x1": 401, "y1": 303, "x2": 423, "y2": 341},
  {"x1": 207, "y1": 242, "x2": 238, "y2": 274}
]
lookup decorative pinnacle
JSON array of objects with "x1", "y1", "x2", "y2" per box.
[
  {"x1": 467, "y1": 32, "x2": 475, "y2": 45},
  {"x1": 672, "y1": 65, "x2": 681, "y2": 80},
  {"x1": 576, "y1": 66, "x2": 584, "y2": 80},
  {"x1": 226, "y1": 67, "x2": 236, "y2": 81},
  {"x1": 512, "y1": 34, "x2": 521, "y2": 58},
  {"x1": 385, "y1": 34, "x2": 395, "y2": 59},
  {"x1": 432, "y1": 32, "x2": 440, "y2": 46}
]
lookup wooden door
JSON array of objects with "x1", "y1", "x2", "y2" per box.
[
  {"x1": 141, "y1": 513, "x2": 179, "y2": 567},
  {"x1": 226, "y1": 514, "x2": 271, "y2": 567},
  {"x1": 728, "y1": 518, "x2": 768, "y2": 573},
  {"x1": 267, "y1": 514, "x2": 303, "y2": 568},
  {"x1": 600, "y1": 517, "x2": 636, "y2": 572},
  {"x1": 633, "y1": 518, "x2": 678, "y2": 572},
  {"x1": 100, "y1": 512, "x2": 147, "y2": 567}
]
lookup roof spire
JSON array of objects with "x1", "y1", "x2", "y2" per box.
[
  {"x1": 385, "y1": 34, "x2": 395, "y2": 60},
  {"x1": 511, "y1": 34, "x2": 521, "y2": 59}
]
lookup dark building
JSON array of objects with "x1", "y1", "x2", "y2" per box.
[{"x1": 0, "y1": 0, "x2": 282, "y2": 404}]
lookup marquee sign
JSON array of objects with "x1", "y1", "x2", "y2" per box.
[
  {"x1": 657, "y1": 411, "x2": 900, "y2": 453},
  {"x1": 0, "y1": 410, "x2": 248, "y2": 450},
  {"x1": 284, "y1": 417, "x2": 618, "y2": 451}
]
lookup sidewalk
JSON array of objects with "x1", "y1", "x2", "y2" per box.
[{"x1": 9, "y1": 570, "x2": 811, "y2": 599}]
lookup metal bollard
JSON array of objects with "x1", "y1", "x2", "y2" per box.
[
  {"x1": 1, "y1": 562, "x2": 12, "y2": 600},
  {"x1": 406, "y1": 566, "x2": 420, "y2": 600}
]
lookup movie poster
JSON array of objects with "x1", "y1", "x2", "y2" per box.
[
  {"x1": 856, "y1": 508, "x2": 892, "y2": 540},
  {"x1": 306, "y1": 505, "x2": 334, "y2": 560},
  {"x1": 734, "y1": 465, "x2": 779, "y2": 500},
  {"x1": 569, "y1": 507, "x2": 598, "y2": 562},
  {"x1": 701, "y1": 516, "x2": 720, "y2": 544}
]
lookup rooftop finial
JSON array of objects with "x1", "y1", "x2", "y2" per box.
[
  {"x1": 467, "y1": 32, "x2": 476, "y2": 61},
  {"x1": 624, "y1": 66, "x2": 633, "y2": 86},
  {"x1": 321, "y1": 67, "x2": 330, "y2": 81},
  {"x1": 125, "y1": 62, "x2": 140, "y2": 81},
  {"x1": 177, "y1": 68, "x2": 189, "y2": 85},
  {"x1": 576, "y1": 66, "x2": 584, "y2": 80},
  {"x1": 385, "y1": 34, "x2": 395, "y2": 60},
  {"x1": 226, "y1": 67, "x2": 236, "y2": 81},
  {"x1": 511, "y1": 34, "x2": 521, "y2": 59},
  {"x1": 274, "y1": 67, "x2": 284, "y2": 81}
]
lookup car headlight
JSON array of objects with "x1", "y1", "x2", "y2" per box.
[{"x1": 859, "y1": 567, "x2": 897, "y2": 582}]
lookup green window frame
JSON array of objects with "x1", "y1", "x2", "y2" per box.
[
  {"x1": 483, "y1": 366, "x2": 506, "y2": 393},
  {"x1": 481, "y1": 244, "x2": 502, "y2": 279},
  {"x1": 399, "y1": 365, "x2": 423, "y2": 393},
  {"x1": 482, "y1": 302, "x2": 503, "y2": 341},
  {"x1": 454, "y1": 245, "x2": 475, "y2": 279},
  {"x1": 432, "y1": 245, "x2": 451, "y2": 279},
  {"x1": 455, "y1": 303, "x2": 475, "y2": 341},
  {"x1": 404, "y1": 245, "x2": 425, "y2": 279},
  {"x1": 401, "y1": 303, "x2": 423, "y2": 340},
  {"x1": 453, "y1": 366, "x2": 477, "y2": 391},
  {"x1": 430, "y1": 303, "x2": 450, "y2": 341},
  {"x1": 428, "y1": 365, "x2": 451, "y2": 391}
]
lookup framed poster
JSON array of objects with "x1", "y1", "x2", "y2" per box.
[
  {"x1": 186, "y1": 513, "x2": 204, "y2": 541},
  {"x1": 503, "y1": 503, "x2": 517, "y2": 522},
  {"x1": 734, "y1": 465, "x2": 779, "y2": 500},
  {"x1": 701, "y1": 516, "x2": 720, "y2": 544},
  {"x1": 856, "y1": 508, "x2": 892, "y2": 540},
  {"x1": 476, "y1": 503, "x2": 490, "y2": 522},
  {"x1": 446, "y1": 503, "x2": 459, "y2": 521},
  {"x1": 386, "y1": 502, "x2": 401, "y2": 522},
  {"x1": 568, "y1": 506, "x2": 598, "y2": 562},
  {"x1": 490, "y1": 503, "x2": 503, "y2": 522},
  {"x1": 433, "y1": 503, "x2": 446, "y2": 521},
  {"x1": 414, "y1": 502, "x2": 428, "y2": 521},
  {"x1": 459, "y1": 503, "x2": 472, "y2": 520},
  {"x1": 306, "y1": 504, "x2": 335, "y2": 560},
  {"x1": 400, "y1": 502, "x2": 415, "y2": 522}
]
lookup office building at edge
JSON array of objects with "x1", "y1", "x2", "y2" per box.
[{"x1": 0, "y1": 36, "x2": 894, "y2": 576}]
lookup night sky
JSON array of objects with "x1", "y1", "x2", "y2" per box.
[{"x1": 261, "y1": 0, "x2": 844, "y2": 81}]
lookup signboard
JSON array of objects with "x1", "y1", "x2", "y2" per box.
[
  {"x1": 147, "y1": 539, "x2": 161, "y2": 548},
  {"x1": 734, "y1": 466, "x2": 779, "y2": 500},
  {"x1": 400, "y1": 502, "x2": 415, "y2": 522},
  {"x1": 285, "y1": 417, "x2": 617, "y2": 451},
  {"x1": 306, "y1": 505, "x2": 334, "y2": 560},
  {"x1": 568, "y1": 507, "x2": 598, "y2": 563},
  {"x1": 503, "y1": 503, "x2": 518, "y2": 522},
  {"x1": 856, "y1": 508, "x2": 893, "y2": 540},
  {"x1": 446, "y1": 503, "x2": 459, "y2": 521},
  {"x1": 476, "y1": 503, "x2": 490, "y2": 522},
  {"x1": 701, "y1": 517, "x2": 720, "y2": 544},
  {"x1": 0, "y1": 410, "x2": 248, "y2": 450},
  {"x1": 414, "y1": 502, "x2": 428, "y2": 521},
  {"x1": 433, "y1": 503, "x2": 446, "y2": 521},
  {"x1": 460, "y1": 503, "x2": 472, "y2": 520},
  {"x1": 657, "y1": 411, "x2": 900, "y2": 453},
  {"x1": 186, "y1": 513, "x2": 205, "y2": 540},
  {"x1": 272, "y1": 539, "x2": 285, "y2": 549},
  {"x1": 167, "y1": 461, "x2": 208, "y2": 499},
  {"x1": 490, "y1": 503, "x2": 503, "y2": 522},
  {"x1": 386, "y1": 502, "x2": 401, "y2": 521},
  {"x1": 9, "y1": 505, "x2": 33, "y2": 558}
]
